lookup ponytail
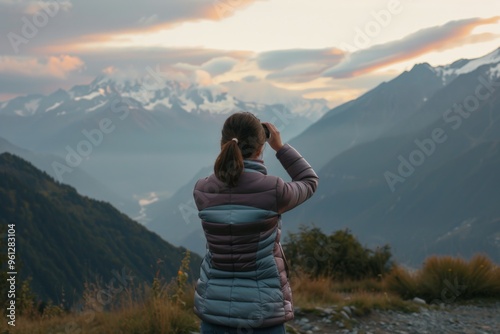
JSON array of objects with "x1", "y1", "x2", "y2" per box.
[
  {"x1": 214, "y1": 140, "x2": 244, "y2": 187},
  {"x1": 214, "y1": 112, "x2": 266, "y2": 187}
]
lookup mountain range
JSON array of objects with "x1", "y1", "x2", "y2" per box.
[{"x1": 0, "y1": 76, "x2": 328, "y2": 216}]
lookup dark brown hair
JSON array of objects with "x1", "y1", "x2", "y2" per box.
[{"x1": 214, "y1": 112, "x2": 266, "y2": 187}]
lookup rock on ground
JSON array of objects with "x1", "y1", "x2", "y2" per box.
[{"x1": 288, "y1": 302, "x2": 500, "y2": 334}]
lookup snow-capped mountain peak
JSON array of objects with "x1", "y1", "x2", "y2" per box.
[
  {"x1": 0, "y1": 73, "x2": 330, "y2": 122},
  {"x1": 434, "y1": 47, "x2": 500, "y2": 85}
]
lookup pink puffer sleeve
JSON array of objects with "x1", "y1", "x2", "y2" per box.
[{"x1": 275, "y1": 144, "x2": 319, "y2": 214}]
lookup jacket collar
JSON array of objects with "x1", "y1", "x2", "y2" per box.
[{"x1": 243, "y1": 159, "x2": 267, "y2": 175}]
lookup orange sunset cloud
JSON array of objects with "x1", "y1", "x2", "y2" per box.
[
  {"x1": 323, "y1": 16, "x2": 500, "y2": 78},
  {"x1": 0, "y1": 55, "x2": 84, "y2": 78}
]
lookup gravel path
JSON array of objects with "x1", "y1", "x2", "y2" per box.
[{"x1": 289, "y1": 302, "x2": 500, "y2": 334}]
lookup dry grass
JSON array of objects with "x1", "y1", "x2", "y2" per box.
[
  {"x1": 385, "y1": 254, "x2": 500, "y2": 303},
  {"x1": 290, "y1": 274, "x2": 418, "y2": 315},
  {"x1": 3, "y1": 254, "x2": 498, "y2": 333},
  {"x1": 1, "y1": 286, "x2": 199, "y2": 334},
  {"x1": 384, "y1": 265, "x2": 419, "y2": 300},
  {"x1": 291, "y1": 275, "x2": 343, "y2": 308},
  {"x1": 348, "y1": 292, "x2": 419, "y2": 316},
  {"x1": 104, "y1": 297, "x2": 198, "y2": 334},
  {"x1": 465, "y1": 254, "x2": 500, "y2": 298},
  {"x1": 292, "y1": 254, "x2": 500, "y2": 316},
  {"x1": 1, "y1": 252, "x2": 200, "y2": 334},
  {"x1": 331, "y1": 277, "x2": 385, "y2": 293},
  {"x1": 417, "y1": 255, "x2": 469, "y2": 302}
]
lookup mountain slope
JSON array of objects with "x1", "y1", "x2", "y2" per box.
[
  {"x1": 267, "y1": 47, "x2": 500, "y2": 179},
  {"x1": 144, "y1": 166, "x2": 212, "y2": 256},
  {"x1": 285, "y1": 55, "x2": 500, "y2": 264},
  {"x1": 0, "y1": 153, "x2": 202, "y2": 305},
  {"x1": 264, "y1": 61, "x2": 445, "y2": 178},
  {"x1": 0, "y1": 136, "x2": 139, "y2": 217}
]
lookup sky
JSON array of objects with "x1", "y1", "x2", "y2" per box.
[{"x1": 0, "y1": 0, "x2": 499, "y2": 108}]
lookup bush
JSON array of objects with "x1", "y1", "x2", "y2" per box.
[
  {"x1": 384, "y1": 266, "x2": 418, "y2": 300},
  {"x1": 385, "y1": 254, "x2": 500, "y2": 303},
  {"x1": 466, "y1": 254, "x2": 500, "y2": 298},
  {"x1": 418, "y1": 255, "x2": 469, "y2": 303},
  {"x1": 419, "y1": 254, "x2": 500, "y2": 303},
  {"x1": 283, "y1": 225, "x2": 393, "y2": 280}
]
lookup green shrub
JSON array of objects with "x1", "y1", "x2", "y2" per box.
[{"x1": 283, "y1": 225, "x2": 393, "y2": 280}]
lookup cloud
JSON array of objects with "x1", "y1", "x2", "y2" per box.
[
  {"x1": 102, "y1": 66, "x2": 116, "y2": 75},
  {"x1": 257, "y1": 48, "x2": 345, "y2": 70},
  {"x1": 0, "y1": 0, "x2": 72, "y2": 15},
  {"x1": 0, "y1": 65, "x2": 88, "y2": 96},
  {"x1": 266, "y1": 63, "x2": 330, "y2": 83},
  {"x1": 323, "y1": 16, "x2": 500, "y2": 78},
  {"x1": 205, "y1": 0, "x2": 266, "y2": 20},
  {"x1": 74, "y1": 47, "x2": 249, "y2": 81},
  {"x1": 172, "y1": 62, "x2": 198, "y2": 72},
  {"x1": 466, "y1": 32, "x2": 500, "y2": 43},
  {"x1": 200, "y1": 57, "x2": 238, "y2": 76},
  {"x1": 170, "y1": 56, "x2": 240, "y2": 87},
  {"x1": 242, "y1": 75, "x2": 260, "y2": 82},
  {"x1": 137, "y1": 14, "x2": 159, "y2": 26},
  {"x1": 222, "y1": 79, "x2": 309, "y2": 105},
  {"x1": 0, "y1": 47, "x2": 251, "y2": 96},
  {"x1": 0, "y1": 55, "x2": 84, "y2": 78},
  {"x1": 255, "y1": 48, "x2": 345, "y2": 83},
  {"x1": 95, "y1": 65, "x2": 193, "y2": 88},
  {"x1": 174, "y1": 56, "x2": 238, "y2": 75},
  {"x1": 0, "y1": 0, "x2": 264, "y2": 54},
  {"x1": 191, "y1": 69, "x2": 213, "y2": 86}
]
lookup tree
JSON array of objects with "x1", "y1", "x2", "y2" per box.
[{"x1": 283, "y1": 225, "x2": 393, "y2": 280}]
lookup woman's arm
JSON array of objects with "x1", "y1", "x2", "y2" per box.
[
  {"x1": 275, "y1": 144, "x2": 319, "y2": 213},
  {"x1": 262, "y1": 122, "x2": 319, "y2": 213}
]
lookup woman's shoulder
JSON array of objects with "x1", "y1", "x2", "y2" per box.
[
  {"x1": 195, "y1": 171, "x2": 282, "y2": 193},
  {"x1": 194, "y1": 173, "x2": 220, "y2": 191}
]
